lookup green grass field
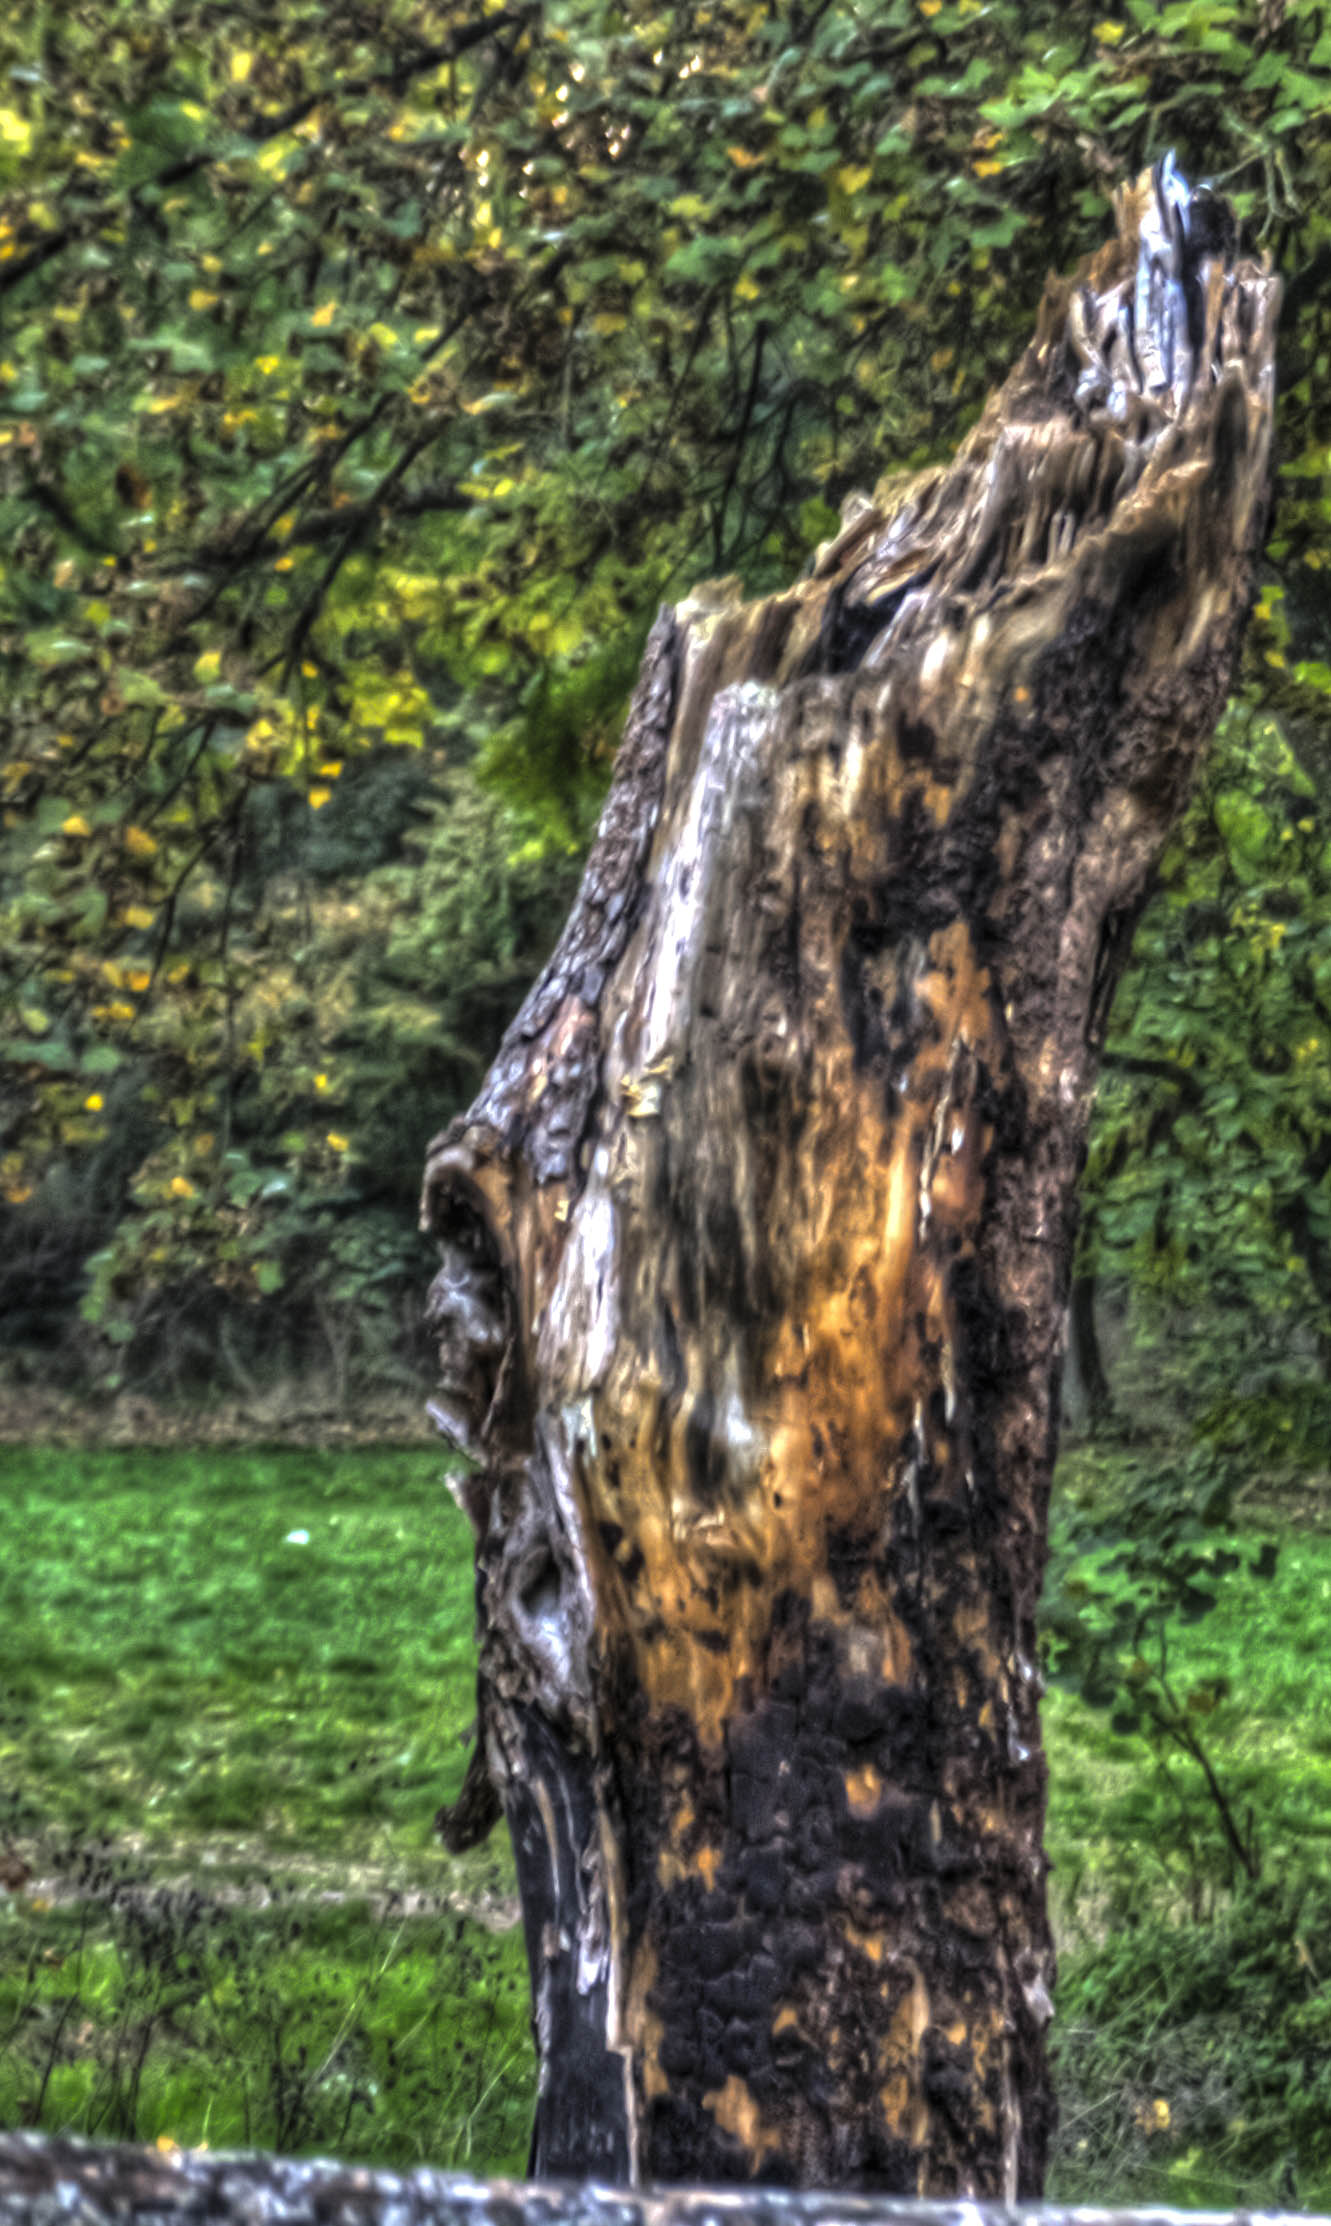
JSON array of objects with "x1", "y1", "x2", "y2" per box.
[
  {"x1": 0, "y1": 1444, "x2": 532, "y2": 2170},
  {"x1": 2, "y1": 1445, "x2": 484, "y2": 1866},
  {"x1": 2, "y1": 1440, "x2": 1330, "y2": 2199}
]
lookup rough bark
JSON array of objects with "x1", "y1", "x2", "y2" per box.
[
  {"x1": 0, "y1": 2132, "x2": 1311, "y2": 2226},
  {"x1": 421, "y1": 164, "x2": 1278, "y2": 2197}
]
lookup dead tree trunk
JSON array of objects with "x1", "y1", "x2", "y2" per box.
[{"x1": 422, "y1": 165, "x2": 1277, "y2": 2197}]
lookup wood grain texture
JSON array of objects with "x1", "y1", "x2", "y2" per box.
[{"x1": 422, "y1": 165, "x2": 1278, "y2": 2195}]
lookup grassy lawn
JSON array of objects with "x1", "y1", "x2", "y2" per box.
[
  {"x1": 2, "y1": 1439, "x2": 1330, "y2": 2197},
  {"x1": 1, "y1": 1445, "x2": 488, "y2": 1871},
  {"x1": 0, "y1": 1443, "x2": 532, "y2": 2170}
]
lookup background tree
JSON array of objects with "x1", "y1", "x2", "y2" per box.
[{"x1": 2, "y1": 0, "x2": 1330, "y2": 1418}]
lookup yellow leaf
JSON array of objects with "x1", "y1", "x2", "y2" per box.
[
  {"x1": 0, "y1": 110, "x2": 33, "y2": 156},
  {"x1": 127, "y1": 969, "x2": 151, "y2": 993},
  {"x1": 147, "y1": 392, "x2": 184, "y2": 413},
  {"x1": 274, "y1": 553, "x2": 295, "y2": 571},
  {"x1": 84, "y1": 1094, "x2": 104, "y2": 1112},
  {"x1": 734, "y1": 272, "x2": 761, "y2": 301},
  {"x1": 169, "y1": 1176, "x2": 195, "y2": 1200},
  {"x1": 317, "y1": 760, "x2": 342, "y2": 778},
  {"x1": 194, "y1": 648, "x2": 222, "y2": 684},
  {"x1": 231, "y1": 48, "x2": 254, "y2": 82},
  {"x1": 326, "y1": 1131, "x2": 349, "y2": 1152},
  {"x1": 189, "y1": 288, "x2": 218, "y2": 311},
  {"x1": 310, "y1": 301, "x2": 338, "y2": 328},
  {"x1": 367, "y1": 322, "x2": 400, "y2": 351},
  {"x1": 308, "y1": 786, "x2": 331, "y2": 809},
  {"x1": 591, "y1": 312, "x2": 627, "y2": 337},
  {"x1": 919, "y1": 0, "x2": 942, "y2": 13},
  {"x1": 62, "y1": 813, "x2": 91, "y2": 838},
  {"x1": 1093, "y1": 18, "x2": 1126, "y2": 40},
  {"x1": 108, "y1": 1000, "x2": 136, "y2": 1023},
  {"x1": 301, "y1": 662, "x2": 319, "y2": 679},
  {"x1": 20, "y1": 1007, "x2": 49, "y2": 1034},
  {"x1": 974, "y1": 158, "x2": 1003, "y2": 178},
  {"x1": 727, "y1": 145, "x2": 761, "y2": 167},
  {"x1": 124, "y1": 825, "x2": 158, "y2": 858},
  {"x1": 491, "y1": 477, "x2": 516, "y2": 498},
  {"x1": 835, "y1": 164, "x2": 872, "y2": 194}
]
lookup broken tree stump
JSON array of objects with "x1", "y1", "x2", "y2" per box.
[{"x1": 421, "y1": 162, "x2": 1278, "y2": 2196}]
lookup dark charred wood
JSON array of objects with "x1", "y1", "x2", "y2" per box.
[
  {"x1": 421, "y1": 163, "x2": 1278, "y2": 2196},
  {"x1": 435, "y1": 1732, "x2": 502, "y2": 1853}
]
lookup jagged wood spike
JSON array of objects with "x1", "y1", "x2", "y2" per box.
[{"x1": 422, "y1": 165, "x2": 1278, "y2": 2195}]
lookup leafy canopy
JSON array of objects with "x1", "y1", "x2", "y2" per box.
[{"x1": 2, "y1": 0, "x2": 1331, "y2": 1363}]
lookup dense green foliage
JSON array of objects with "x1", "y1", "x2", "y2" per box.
[
  {"x1": 1052, "y1": 1870, "x2": 1331, "y2": 2208},
  {"x1": 1083, "y1": 697, "x2": 1331, "y2": 1451},
  {"x1": 2, "y1": 0, "x2": 1331, "y2": 1408},
  {"x1": 1, "y1": 1442, "x2": 1329, "y2": 2200}
]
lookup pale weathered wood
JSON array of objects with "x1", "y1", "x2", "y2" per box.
[
  {"x1": 0, "y1": 2134, "x2": 1322, "y2": 2226},
  {"x1": 421, "y1": 163, "x2": 1278, "y2": 2195}
]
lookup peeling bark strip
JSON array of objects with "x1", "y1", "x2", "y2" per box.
[
  {"x1": 422, "y1": 165, "x2": 1278, "y2": 2196},
  {"x1": 3, "y1": 2137, "x2": 1327, "y2": 2226}
]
